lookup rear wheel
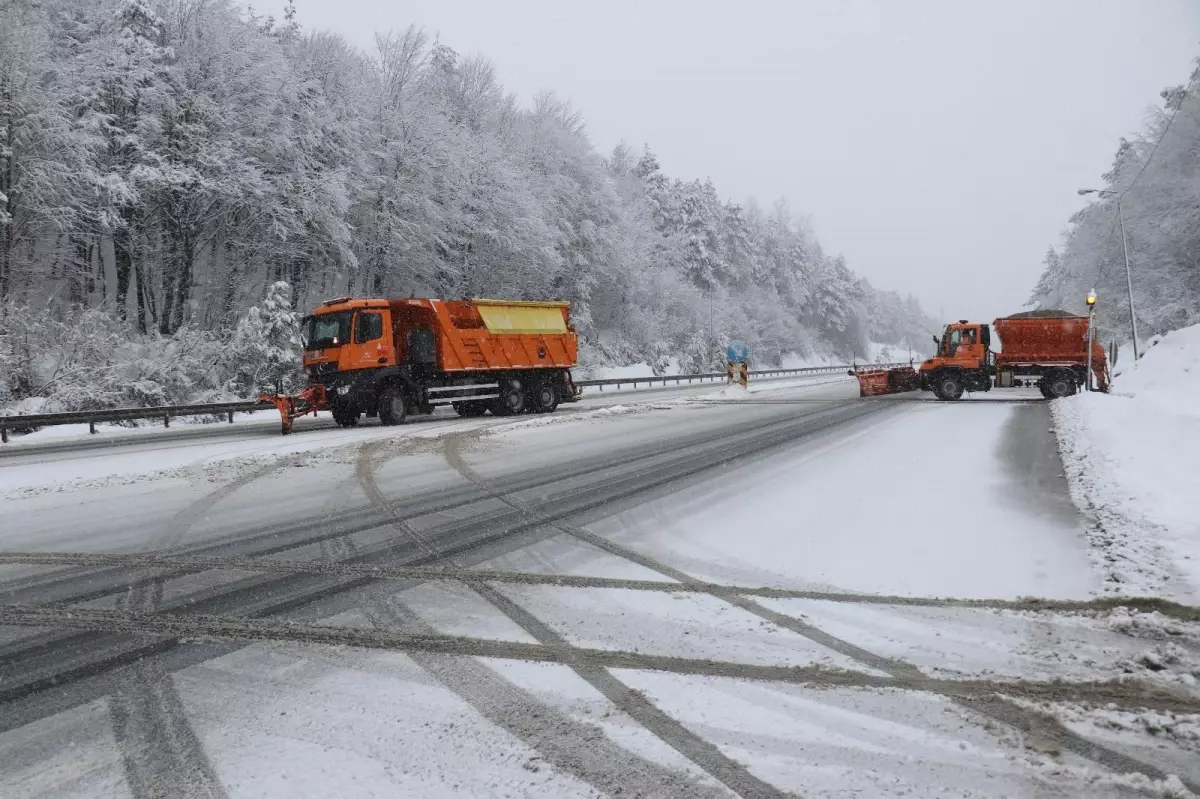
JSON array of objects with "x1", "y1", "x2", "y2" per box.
[
  {"x1": 378, "y1": 384, "x2": 408, "y2": 426},
  {"x1": 491, "y1": 381, "x2": 526, "y2": 416},
  {"x1": 332, "y1": 404, "x2": 360, "y2": 428},
  {"x1": 453, "y1": 401, "x2": 488, "y2": 417},
  {"x1": 530, "y1": 380, "x2": 559, "y2": 414},
  {"x1": 1044, "y1": 371, "x2": 1076, "y2": 399},
  {"x1": 935, "y1": 373, "x2": 964, "y2": 401}
]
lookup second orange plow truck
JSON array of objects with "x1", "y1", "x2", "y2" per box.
[
  {"x1": 260, "y1": 297, "x2": 581, "y2": 434},
  {"x1": 851, "y1": 310, "x2": 1109, "y2": 400}
]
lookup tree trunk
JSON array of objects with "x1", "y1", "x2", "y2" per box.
[
  {"x1": 114, "y1": 224, "x2": 134, "y2": 321},
  {"x1": 0, "y1": 219, "x2": 12, "y2": 302},
  {"x1": 134, "y1": 262, "x2": 148, "y2": 334}
]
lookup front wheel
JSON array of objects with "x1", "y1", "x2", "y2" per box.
[
  {"x1": 378, "y1": 384, "x2": 408, "y2": 426},
  {"x1": 935, "y1": 373, "x2": 964, "y2": 401},
  {"x1": 332, "y1": 404, "x2": 360, "y2": 428}
]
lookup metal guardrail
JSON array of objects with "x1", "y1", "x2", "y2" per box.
[
  {"x1": 576, "y1": 363, "x2": 908, "y2": 391},
  {"x1": 0, "y1": 401, "x2": 267, "y2": 443},
  {"x1": 0, "y1": 362, "x2": 909, "y2": 443}
]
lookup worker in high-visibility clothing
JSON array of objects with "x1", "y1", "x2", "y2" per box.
[{"x1": 738, "y1": 362, "x2": 748, "y2": 388}]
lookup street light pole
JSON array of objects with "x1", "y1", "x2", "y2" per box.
[
  {"x1": 1085, "y1": 288, "x2": 1097, "y2": 391},
  {"x1": 1116, "y1": 200, "x2": 1139, "y2": 361},
  {"x1": 1078, "y1": 189, "x2": 1140, "y2": 360}
]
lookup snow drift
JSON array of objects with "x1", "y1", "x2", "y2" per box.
[{"x1": 1052, "y1": 323, "x2": 1200, "y2": 600}]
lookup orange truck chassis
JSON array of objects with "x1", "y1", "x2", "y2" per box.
[{"x1": 261, "y1": 297, "x2": 581, "y2": 433}]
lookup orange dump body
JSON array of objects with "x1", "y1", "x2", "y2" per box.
[
  {"x1": 302, "y1": 297, "x2": 578, "y2": 375},
  {"x1": 395, "y1": 298, "x2": 577, "y2": 372},
  {"x1": 994, "y1": 315, "x2": 1108, "y2": 390},
  {"x1": 994, "y1": 316, "x2": 1099, "y2": 364}
]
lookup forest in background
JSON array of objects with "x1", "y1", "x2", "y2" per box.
[
  {"x1": 0, "y1": 0, "x2": 936, "y2": 413},
  {"x1": 1029, "y1": 57, "x2": 1200, "y2": 353}
]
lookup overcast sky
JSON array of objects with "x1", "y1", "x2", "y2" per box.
[{"x1": 296, "y1": 0, "x2": 1198, "y2": 322}]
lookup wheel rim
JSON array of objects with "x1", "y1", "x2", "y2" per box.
[
  {"x1": 941, "y1": 379, "x2": 958, "y2": 396},
  {"x1": 389, "y1": 396, "x2": 405, "y2": 418},
  {"x1": 1051, "y1": 379, "x2": 1070, "y2": 397},
  {"x1": 506, "y1": 390, "x2": 522, "y2": 412},
  {"x1": 539, "y1": 386, "x2": 553, "y2": 407}
]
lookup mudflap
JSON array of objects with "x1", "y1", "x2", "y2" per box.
[
  {"x1": 258, "y1": 384, "x2": 328, "y2": 435},
  {"x1": 849, "y1": 366, "x2": 921, "y2": 398}
]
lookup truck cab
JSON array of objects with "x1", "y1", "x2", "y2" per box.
[
  {"x1": 301, "y1": 298, "x2": 395, "y2": 375},
  {"x1": 918, "y1": 321, "x2": 994, "y2": 398}
]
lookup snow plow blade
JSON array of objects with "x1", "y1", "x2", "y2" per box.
[
  {"x1": 258, "y1": 384, "x2": 328, "y2": 435},
  {"x1": 849, "y1": 366, "x2": 920, "y2": 397}
]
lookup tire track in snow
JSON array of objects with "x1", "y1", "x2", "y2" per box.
[
  {"x1": 442, "y1": 433, "x2": 1200, "y2": 794},
  {"x1": 357, "y1": 441, "x2": 774, "y2": 798},
  {"x1": 0, "y1": 405, "x2": 794, "y2": 608},
  {"x1": 105, "y1": 453, "x2": 304, "y2": 799},
  {"x1": 5, "y1": 551, "x2": 1198, "y2": 621},
  {"x1": 362, "y1": 590, "x2": 731, "y2": 799},
  {"x1": 3, "y1": 605, "x2": 1197, "y2": 714}
]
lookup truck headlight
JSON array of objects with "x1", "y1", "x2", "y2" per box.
[{"x1": 337, "y1": 385, "x2": 351, "y2": 396}]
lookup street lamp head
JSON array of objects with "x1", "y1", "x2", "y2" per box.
[
  {"x1": 1077, "y1": 189, "x2": 1093, "y2": 196},
  {"x1": 1086, "y1": 288, "x2": 1097, "y2": 307}
]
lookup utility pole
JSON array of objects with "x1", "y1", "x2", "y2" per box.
[{"x1": 1078, "y1": 189, "x2": 1139, "y2": 360}]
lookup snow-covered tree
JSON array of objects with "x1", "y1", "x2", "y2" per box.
[
  {"x1": 1030, "y1": 57, "x2": 1200, "y2": 343},
  {"x1": 0, "y1": 2, "x2": 939, "y2": 413},
  {"x1": 229, "y1": 281, "x2": 301, "y2": 394}
]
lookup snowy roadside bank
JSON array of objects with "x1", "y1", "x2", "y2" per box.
[{"x1": 1052, "y1": 324, "x2": 1200, "y2": 601}]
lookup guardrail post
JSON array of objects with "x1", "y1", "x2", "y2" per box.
[
  {"x1": 163, "y1": 414, "x2": 170, "y2": 428},
  {"x1": 1, "y1": 427, "x2": 6, "y2": 444},
  {"x1": 228, "y1": 410, "x2": 234, "y2": 424},
  {"x1": 89, "y1": 422, "x2": 96, "y2": 435}
]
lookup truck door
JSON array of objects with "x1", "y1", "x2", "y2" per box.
[{"x1": 347, "y1": 309, "x2": 392, "y2": 370}]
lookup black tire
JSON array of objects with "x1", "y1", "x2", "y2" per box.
[
  {"x1": 1044, "y1": 371, "x2": 1076, "y2": 399},
  {"x1": 935, "y1": 372, "x2": 964, "y2": 401},
  {"x1": 491, "y1": 381, "x2": 526, "y2": 416},
  {"x1": 453, "y1": 401, "x2": 488, "y2": 417},
  {"x1": 332, "y1": 404, "x2": 360, "y2": 428},
  {"x1": 530, "y1": 380, "x2": 559, "y2": 414},
  {"x1": 378, "y1": 384, "x2": 408, "y2": 426}
]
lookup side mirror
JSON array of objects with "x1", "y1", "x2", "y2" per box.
[
  {"x1": 847, "y1": 370, "x2": 855, "y2": 377},
  {"x1": 932, "y1": 335, "x2": 939, "y2": 346}
]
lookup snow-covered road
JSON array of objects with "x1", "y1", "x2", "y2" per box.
[{"x1": 2, "y1": 377, "x2": 1198, "y2": 798}]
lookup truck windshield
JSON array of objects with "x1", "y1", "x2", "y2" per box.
[{"x1": 303, "y1": 311, "x2": 352, "y2": 350}]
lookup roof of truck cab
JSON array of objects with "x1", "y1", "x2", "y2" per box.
[
  {"x1": 313, "y1": 297, "x2": 389, "y2": 314},
  {"x1": 312, "y1": 297, "x2": 572, "y2": 314}
]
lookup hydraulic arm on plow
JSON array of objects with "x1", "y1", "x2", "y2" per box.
[
  {"x1": 258, "y1": 384, "x2": 327, "y2": 435},
  {"x1": 850, "y1": 312, "x2": 1109, "y2": 401}
]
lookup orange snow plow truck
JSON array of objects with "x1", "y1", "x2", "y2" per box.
[
  {"x1": 851, "y1": 310, "x2": 1109, "y2": 401},
  {"x1": 260, "y1": 297, "x2": 581, "y2": 434}
]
